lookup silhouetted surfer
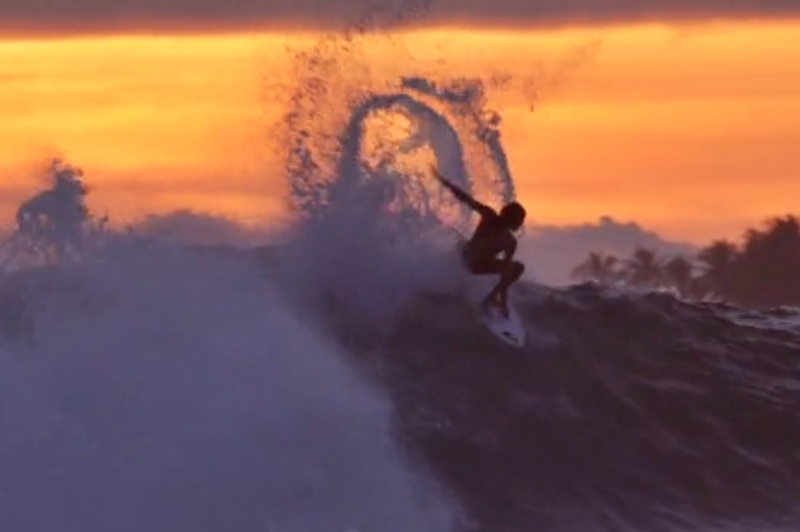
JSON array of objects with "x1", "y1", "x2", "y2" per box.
[{"x1": 431, "y1": 166, "x2": 526, "y2": 318}]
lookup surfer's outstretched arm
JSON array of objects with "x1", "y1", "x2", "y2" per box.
[{"x1": 431, "y1": 166, "x2": 494, "y2": 217}]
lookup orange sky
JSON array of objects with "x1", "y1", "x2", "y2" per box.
[{"x1": 0, "y1": 20, "x2": 798, "y2": 243}]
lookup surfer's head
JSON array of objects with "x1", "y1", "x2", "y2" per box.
[{"x1": 499, "y1": 202, "x2": 526, "y2": 231}]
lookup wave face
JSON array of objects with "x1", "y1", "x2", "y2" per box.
[{"x1": 351, "y1": 284, "x2": 800, "y2": 532}]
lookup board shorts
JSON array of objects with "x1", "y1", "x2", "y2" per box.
[{"x1": 461, "y1": 244, "x2": 505, "y2": 275}]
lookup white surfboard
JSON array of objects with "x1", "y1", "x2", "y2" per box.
[
  {"x1": 477, "y1": 300, "x2": 527, "y2": 348},
  {"x1": 462, "y1": 274, "x2": 527, "y2": 348}
]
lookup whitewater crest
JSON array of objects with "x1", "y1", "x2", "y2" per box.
[{"x1": 0, "y1": 203, "x2": 462, "y2": 532}]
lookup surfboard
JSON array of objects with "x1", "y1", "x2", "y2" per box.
[
  {"x1": 476, "y1": 300, "x2": 526, "y2": 348},
  {"x1": 462, "y1": 274, "x2": 527, "y2": 348}
]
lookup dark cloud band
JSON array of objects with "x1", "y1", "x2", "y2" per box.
[{"x1": 1, "y1": 0, "x2": 798, "y2": 35}]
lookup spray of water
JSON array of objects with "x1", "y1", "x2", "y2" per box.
[{"x1": 0, "y1": 233, "x2": 459, "y2": 531}]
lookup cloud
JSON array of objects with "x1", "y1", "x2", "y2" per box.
[
  {"x1": 1, "y1": 0, "x2": 798, "y2": 36},
  {"x1": 518, "y1": 216, "x2": 699, "y2": 286}
]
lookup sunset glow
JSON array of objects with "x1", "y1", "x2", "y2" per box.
[{"x1": 1, "y1": 20, "x2": 798, "y2": 242}]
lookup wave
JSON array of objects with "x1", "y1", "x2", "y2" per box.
[
  {"x1": 4, "y1": 246, "x2": 800, "y2": 531},
  {"x1": 0, "y1": 245, "x2": 455, "y2": 532},
  {"x1": 359, "y1": 282, "x2": 800, "y2": 531}
]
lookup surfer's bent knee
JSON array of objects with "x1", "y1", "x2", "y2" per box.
[{"x1": 508, "y1": 260, "x2": 524, "y2": 281}]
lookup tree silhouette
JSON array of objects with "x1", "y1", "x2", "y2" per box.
[
  {"x1": 730, "y1": 215, "x2": 800, "y2": 307},
  {"x1": 13, "y1": 158, "x2": 94, "y2": 263},
  {"x1": 570, "y1": 252, "x2": 620, "y2": 285},
  {"x1": 568, "y1": 215, "x2": 800, "y2": 308},
  {"x1": 623, "y1": 247, "x2": 663, "y2": 288},
  {"x1": 663, "y1": 255, "x2": 694, "y2": 297},
  {"x1": 695, "y1": 239, "x2": 739, "y2": 299}
]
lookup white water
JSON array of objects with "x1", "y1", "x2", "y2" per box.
[
  {"x1": 278, "y1": 174, "x2": 466, "y2": 334},
  {"x1": 0, "y1": 243, "x2": 455, "y2": 531}
]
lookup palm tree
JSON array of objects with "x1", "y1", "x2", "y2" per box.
[
  {"x1": 735, "y1": 215, "x2": 800, "y2": 306},
  {"x1": 662, "y1": 255, "x2": 694, "y2": 296},
  {"x1": 696, "y1": 239, "x2": 739, "y2": 298},
  {"x1": 623, "y1": 247, "x2": 663, "y2": 288},
  {"x1": 742, "y1": 215, "x2": 800, "y2": 258},
  {"x1": 570, "y1": 252, "x2": 619, "y2": 285}
]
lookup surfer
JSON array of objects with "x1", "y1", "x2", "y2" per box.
[{"x1": 431, "y1": 166, "x2": 526, "y2": 318}]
